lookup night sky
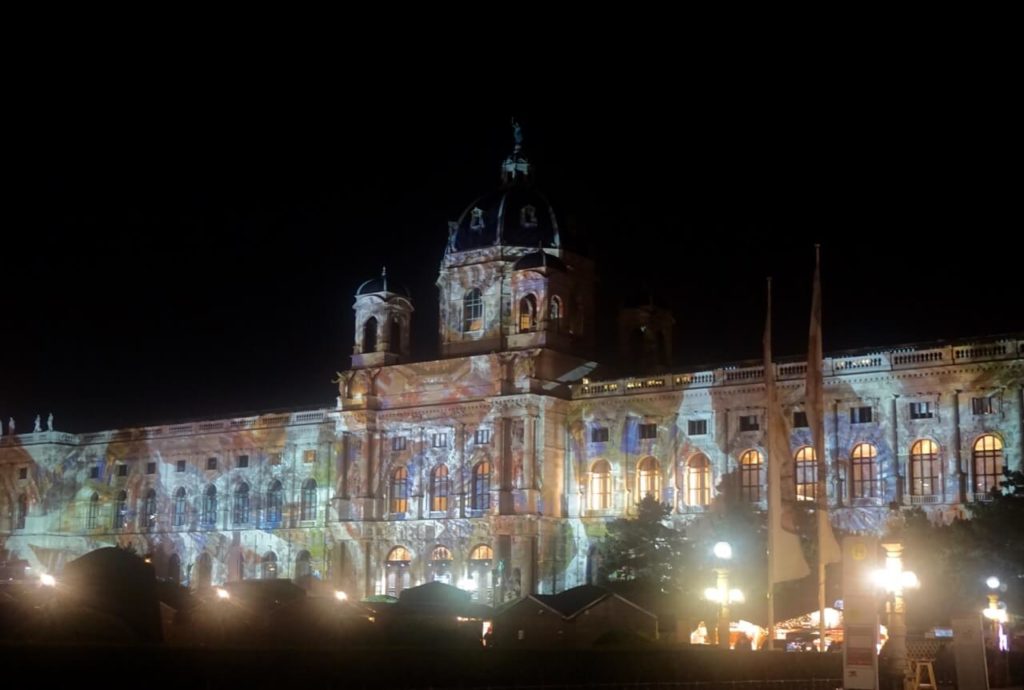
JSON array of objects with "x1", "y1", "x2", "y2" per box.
[{"x1": 4, "y1": 80, "x2": 1020, "y2": 433}]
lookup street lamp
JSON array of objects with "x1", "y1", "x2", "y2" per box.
[
  {"x1": 872, "y1": 542, "x2": 919, "y2": 684},
  {"x1": 705, "y1": 541, "x2": 743, "y2": 649},
  {"x1": 983, "y1": 576, "x2": 1008, "y2": 652}
]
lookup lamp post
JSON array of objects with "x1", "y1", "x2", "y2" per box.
[
  {"x1": 983, "y1": 576, "x2": 1008, "y2": 651},
  {"x1": 873, "y1": 542, "x2": 919, "y2": 685},
  {"x1": 704, "y1": 541, "x2": 744, "y2": 649}
]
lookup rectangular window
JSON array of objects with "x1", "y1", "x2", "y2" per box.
[
  {"x1": 237, "y1": 454, "x2": 249, "y2": 469},
  {"x1": 432, "y1": 433, "x2": 448, "y2": 448},
  {"x1": 739, "y1": 415, "x2": 759, "y2": 432},
  {"x1": 850, "y1": 406, "x2": 873, "y2": 424},
  {"x1": 474, "y1": 429, "x2": 491, "y2": 445},
  {"x1": 146, "y1": 462, "x2": 156, "y2": 475},
  {"x1": 687, "y1": 419, "x2": 708, "y2": 436},
  {"x1": 18, "y1": 467, "x2": 28, "y2": 480},
  {"x1": 90, "y1": 465, "x2": 101, "y2": 479},
  {"x1": 117, "y1": 464, "x2": 128, "y2": 477},
  {"x1": 793, "y1": 411, "x2": 808, "y2": 429},
  {"x1": 909, "y1": 402, "x2": 933, "y2": 420},
  {"x1": 971, "y1": 396, "x2": 993, "y2": 415},
  {"x1": 176, "y1": 460, "x2": 187, "y2": 473},
  {"x1": 392, "y1": 436, "x2": 407, "y2": 452},
  {"x1": 639, "y1": 423, "x2": 657, "y2": 440},
  {"x1": 269, "y1": 452, "x2": 282, "y2": 466},
  {"x1": 303, "y1": 449, "x2": 317, "y2": 464},
  {"x1": 206, "y1": 457, "x2": 217, "y2": 471},
  {"x1": 591, "y1": 426, "x2": 609, "y2": 443}
]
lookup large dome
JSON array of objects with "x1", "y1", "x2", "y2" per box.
[{"x1": 448, "y1": 181, "x2": 561, "y2": 252}]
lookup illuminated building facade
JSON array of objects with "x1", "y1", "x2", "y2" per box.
[{"x1": 2, "y1": 136, "x2": 1022, "y2": 603}]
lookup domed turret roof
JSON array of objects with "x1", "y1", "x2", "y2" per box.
[
  {"x1": 513, "y1": 249, "x2": 568, "y2": 272},
  {"x1": 445, "y1": 121, "x2": 562, "y2": 253},
  {"x1": 356, "y1": 267, "x2": 411, "y2": 298}
]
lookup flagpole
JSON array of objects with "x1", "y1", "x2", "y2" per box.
[
  {"x1": 812, "y1": 244, "x2": 828, "y2": 653},
  {"x1": 765, "y1": 278, "x2": 776, "y2": 650}
]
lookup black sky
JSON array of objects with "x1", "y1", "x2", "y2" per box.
[{"x1": 4, "y1": 64, "x2": 1020, "y2": 433}]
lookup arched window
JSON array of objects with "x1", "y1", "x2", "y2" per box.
[
  {"x1": 261, "y1": 551, "x2": 278, "y2": 579},
  {"x1": 431, "y1": 465, "x2": 449, "y2": 512},
  {"x1": 172, "y1": 488, "x2": 187, "y2": 528},
  {"x1": 973, "y1": 434, "x2": 1004, "y2": 496},
  {"x1": 463, "y1": 288, "x2": 483, "y2": 332},
  {"x1": 295, "y1": 550, "x2": 312, "y2": 581},
  {"x1": 362, "y1": 316, "x2": 378, "y2": 353},
  {"x1": 910, "y1": 439, "x2": 940, "y2": 497},
  {"x1": 637, "y1": 457, "x2": 661, "y2": 499},
  {"x1": 467, "y1": 544, "x2": 494, "y2": 604},
  {"x1": 851, "y1": 443, "x2": 879, "y2": 499},
  {"x1": 390, "y1": 467, "x2": 409, "y2": 514},
  {"x1": 518, "y1": 294, "x2": 537, "y2": 332},
  {"x1": 16, "y1": 494, "x2": 27, "y2": 529},
  {"x1": 429, "y1": 545, "x2": 453, "y2": 583},
  {"x1": 589, "y1": 460, "x2": 611, "y2": 510},
  {"x1": 549, "y1": 295, "x2": 563, "y2": 330},
  {"x1": 739, "y1": 449, "x2": 763, "y2": 503},
  {"x1": 201, "y1": 485, "x2": 217, "y2": 528},
  {"x1": 142, "y1": 488, "x2": 157, "y2": 530},
  {"x1": 686, "y1": 454, "x2": 711, "y2": 506},
  {"x1": 87, "y1": 492, "x2": 100, "y2": 529},
  {"x1": 385, "y1": 546, "x2": 412, "y2": 597},
  {"x1": 167, "y1": 553, "x2": 181, "y2": 584},
  {"x1": 196, "y1": 552, "x2": 213, "y2": 589},
  {"x1": 233, "y1": 482, "x2": 250, "y2": 525},
  {"x1": 113, "y1": 490, "x2": 128, "y2": 529},
  {"x1": 389, "y1": 318, "x2": 401, "y2": 353},
  {"x1": 266, "y1": 480, "x2": 283, "y2": 525},
  {"x1": 471, "y1": 461, "x2": 491, "y2": 511},
  {"x1": 301, "y1": 479, "x2": 317, "y2": 521},
  {"x1": 795, "y1": 446, "x2": 818, "y2": 502}
]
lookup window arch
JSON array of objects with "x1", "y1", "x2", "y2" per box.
[
  {"x1": 589, "y1": 459, "x2": 611, "y2": 510},
  {"x1": 429, "y1": 545, "x2": 453, "y2": 583},
  {"x1": 201, "y1": 485, "x2": 217, "y2": 528},
  {"x1": 295, "y1": 550, "x2": 312, "y2": 581},
  {"x1": 467, "y1": 544, "x2": 494, "y2": 604},
  {"x1": 385, "y1": 546, "x2": 411, "y2": 597},
  {"x1": 390, "y1": 467, "x2": 409, "y2": 514},
  {"x1": 266, "y1": 480, "x2": 283, "y2": 525},
  {"x1": 388, "y1": 318, "x2": 401, "y2": 353},
  {"x1": 431, "y1": 465, "x2": 449, "y2": 512},
  {"x1": 549, "y1": 295, "x2": 563, "y2": 330},
  {"x1": 973, "y1": 434, "x2": 1004, "y2": 496},
  {"x1": 387, "y1": 546, "x2": 412, "y2": 562},
  {"x1": 518, "y1": 294, "x2": 538, "y2": 332},
  {"x1": 113, "y1": 490, "x2": 128, "y2": 529},
  {"x1": 362, "y1": 316, "x2": 378, "y2": 353},
  {"x1": 471, "y1": 461, "x2": 491, "y2": 511},
  {"x1": 686, "y1": 454, "x2": 711, "y2": 506},
  {"x1": 261, "y1": 551, "x2": 278, "y2": 579},
  {"x1": 172, "y1": 487, "x2": 187, "y2": 528},
  {"x1": 233, "y1": 482, "x2": 250, "y2": 525},
  {"x1": 795, "y1": 446, "x2": 818, "y2": 502},
  {"x1": 739, "y1": 449, "x2": 763, "y2": 503},
  {"x1": 910, "y1": 439, "x2": 940, "y2": 497},
  {"x1": 16, "y1": 493, "x2": 27, "y2": 529},
  {"x1": 463, "y1": 288, "x2": 483, "y2": 332},
  {"x1": 142, "y1": 488, "x2": 157, "y2": 530},
  {"x1": 301, "y1": 479, "x2": 317, "y2": 521},
  {"x1": 637, "y1": 457, "x2": 661, "y2": 499},
  {"x1": 167, "y1": 553, "x2": 181, "y2": 584},
  {"x1": 87, "y1": 492, "x2": 100, "y2": 529},
  {"x1": 851, "y1": 443, "x2": 879, "y2": 499},
  {"x1": 195, "y1": 552, "x2": 213, "y2": 589}
]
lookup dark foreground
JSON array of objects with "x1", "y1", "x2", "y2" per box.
[{"x1": 1, "y1": 644, "x2": 842, "y2": 689}]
